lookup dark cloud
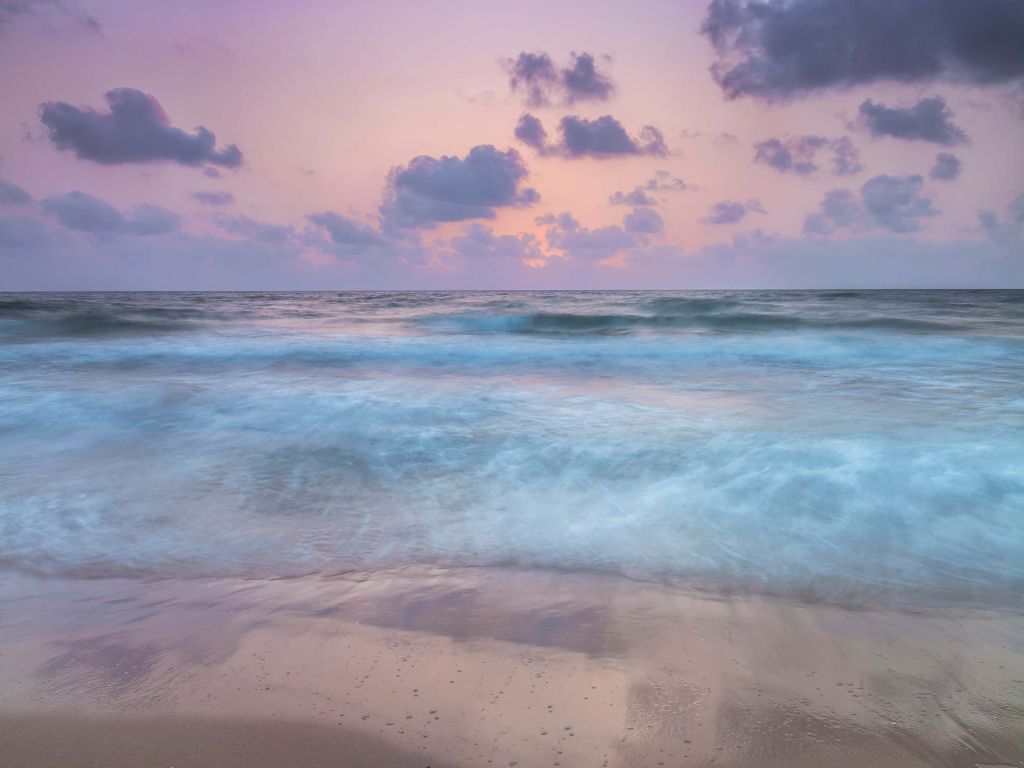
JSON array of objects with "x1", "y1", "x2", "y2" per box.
[
  {"x1": 804, "y1": 174, "x2": 938, "y2": 234},
  {"x1": 701, "y1": 0, "x2": 1024, "y2": 100},
  {"x1": 754, "y1": 135, "x2": 862, "y2": 175},
  {"x1": 623, "y1": 207, "x2": 664, "y2": 234},
  {"x1": 517, "y1": 114, "x2": 667, "y2": 158},
  {"x1": 192, "y1": 190, "x2": 234, "y2": 206},
  {"x1": 0, "y1": 180, "x2": 31, "y2": 205},
  {"x1": 216, "y1": 214, "x2": 293, "y2": 244},
  {"x1": 929, "y1": 152, "x2": 962, "y2": 180},
  {"x1": 610, "y1": 171, "x2": 688, "y2": 206},
  {"x1": 858, "y1": 97, "x2": 967, "y2": 144},
  {"x1": 40, "y1": 88, "x2": 243, "y2": 167},
  {"x1": 504, "y1": 51, "x2": 614, "y2": 107},
  {"x1": 40, "y1": 191, "x2": 180, "y2": 235},
  {"x1": 307, "y1": 211, "x2": 389, "y2": 250},
  {"x1": 702, "y1": 199, "x2": 764, "y2": 224},
  {"x1": 381, "y1": 145, "x2": 538, "y2": 229}
]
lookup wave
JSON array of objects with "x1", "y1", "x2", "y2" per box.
[{"x1": 419, "y1": 310, "x2": 965, "y2": 336}]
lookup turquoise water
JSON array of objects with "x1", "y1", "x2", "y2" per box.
[{"x1": 1, "y1": 291, "x2": 1021, "y2": 608}]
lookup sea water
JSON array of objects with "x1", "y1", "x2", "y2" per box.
[{"x1": 1, "y1": 291, "x2": 1021, "y2": 608}]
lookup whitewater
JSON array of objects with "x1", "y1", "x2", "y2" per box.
[{"x1": 1, "y1": 290, "x2": 1021, "y2": 609}]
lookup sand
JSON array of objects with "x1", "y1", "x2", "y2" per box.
[{"x1": 1, "y1": 566, "x2": 1022, "y2": 767}]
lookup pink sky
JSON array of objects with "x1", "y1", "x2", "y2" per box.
[{"x1": 0, "y1": 0, "x2": 1022, "y2": 288}]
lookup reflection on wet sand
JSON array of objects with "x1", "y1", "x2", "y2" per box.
[{"x1": 1, "y1": 567, "x2": 1022, "y2": 768}]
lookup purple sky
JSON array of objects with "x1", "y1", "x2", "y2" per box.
[{"x1": 0, "y1": 0, "x2": 1022, "y2": 289}]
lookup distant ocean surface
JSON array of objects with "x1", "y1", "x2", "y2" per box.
[{"x1": 1, "y1": 291, "x2": 1022, "y2": 608}]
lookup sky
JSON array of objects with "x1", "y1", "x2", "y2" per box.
[{"x1": 0, "y1": 0, "x2": 1022, "y2": 289}]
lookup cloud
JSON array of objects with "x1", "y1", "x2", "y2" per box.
[
  {"x1": 503, "y1": 51, "x2": 614, "y2": 107},
  {"x1": 929, "y1": 152, "x2": 962, "y2": 180},
  {"x1": 216, "y1": 214, "x2": 293, "y2": 244},
  {"x1": 978, "y1": 193, "x2": 1024, "y2": 245},
  {"x1": 804, "y1": 175, "x2": 938, "y2": 234},
  {"x1": 754, "y1": 136, "x2": 828, "y2": 174},
  {"x1": 380, "y1": 145, "x2": 538, "y2": 229},
  {"x1": 40, "y1": 88, "x2": 243, "y2": 167},
  {"x1": 803, "y1": 189, "x2": 863, "y2": 234},
  {"x1": 514, "y1": 113, "x2": 548, "y2": 152},
  {"x1": 857, "y1": 97, "x2": 967, "y2": 144},
  {"x1": 0, "y1": 180, "x2": 31, "y2": 205},
  {"x1": 538, "y1": 208, "x2": 666, "y2": 262},
  {"x1": 754, "y1": 136, "x2": 863, "y2": 175},
  {"x1": 831, "y1": 137, "x2": 863, "y2": 175},
  {"x1": 540, "y1": 213, "x2": 639, "y2": 260},
  {"x1": 861, "y1": 175, "x2": 939, "y2": 232},
  {"x1": 609, "y1": 187, "x2": 656, "y2": 207},
  {"x1": 307, "y1": 211, "x2": 389, "y2": 252},
  {"x1": 0, "y1": 0, "x2": 100, "y2": 34},
  {"x1": 702, "y1": 199, "x2": 764, "y2": 224},
  {"x1": 192, "y1": 190, "x2": 234, "y2": 206},
  {"x1": 701, "y1": 0, "x2": 1024, "y2": 100},
  {"x1": 128, "y1": 204, "x2": 181, "y2": 235},
  {"x1": 516, "y1": 114, "x2": 667, "y2": 158},
  {"x1": 40, "y1": 191, "x2": 180, "y2": 235},
  {"x1": 0, "y1": 215, "x2": 48, "y2": 248},
  {"x1": 623, "y1": 207, "x2": 664, "y2": 234},
  {"x1": 446, "y1": 223, "x2": 546, "y2": 263},
  {"x1": 609, "y1": 171, "x2": 688, "y2": 206}
]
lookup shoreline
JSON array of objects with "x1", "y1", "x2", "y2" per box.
[{"x1": 2, "y1": 566, "x2": 1022, "y2": 767}]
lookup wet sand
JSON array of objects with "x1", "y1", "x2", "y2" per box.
[{"x1": 1, "y1": 567, "x2": 1022, "y2": 768}]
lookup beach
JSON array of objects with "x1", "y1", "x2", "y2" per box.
[{"x1": 1, "y1": 567, "x2": 1022, "y2": 768}]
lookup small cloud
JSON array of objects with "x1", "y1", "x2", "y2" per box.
[
  {"x1": 929, "y1": 152, "x2": 962, "y2": 181},
  {"x1": 857, "y1": 97, "x2": 968, "y2": 145},
  {"x1": 503, "y1": 51, "x2": 614, "y2": 107},
  {"x1": 40, "y1": 88, "x2": 243, "y2": 167},
  {"x1": 831, "y1": 137, "x2": 863, "y2": 175},
  {"x1": 754, "y1": 135, "x2": 862, "y2": 176},
  {"x1": 516, "y1": 113, "x2": 667, "y2": 159},
  {"x1": 609, "y1": 171, "x2": 688, "y2": 206},
  {"x1": 702, "y1": 199, "x2": 764, "y2": 225},
  {"x1": 381, "y1": 145, "x2": 538, "y2": 229},
  {"x1": 192, "y1": 190, "x2": 234, "y2": 206},
  {"x1": 609, "y1": 187, "x2": 657, "y2": 207}
]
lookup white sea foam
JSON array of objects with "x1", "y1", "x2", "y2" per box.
[{"x1": 0, "y1": 291, "x2": 1021, "y2": 608}]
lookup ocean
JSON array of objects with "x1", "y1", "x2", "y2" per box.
[{"x1": 1, "y1": 290, "x2": 1021, "y2": 609}]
